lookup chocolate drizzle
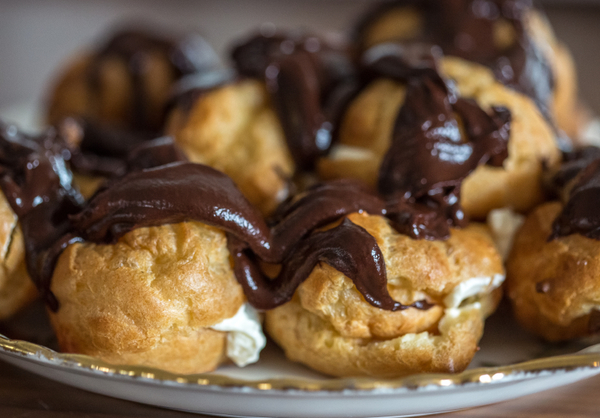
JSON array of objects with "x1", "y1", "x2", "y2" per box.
[
  {"x1": 355, "y1": 0, "x2": 555, "y2": 120},
  {"x1": 371, "y1": 45, "x2": 511, "y2": 239},
  {"x1": 0, "y1": 122, "x2": 85, "y2": 310},
  {"x1": 88, "y1": 28, "x2": 219, "y2": 133},
  {"x1": 550, "y1": 155, "x2": 600, "y2": 241},
  {"x1": 228, "y1": 218, "x2": 429, "y2": 311},
  {"x1": 232, "y1": 32, "x2": 358, "y2": 170}
]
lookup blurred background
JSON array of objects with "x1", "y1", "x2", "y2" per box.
[{"x1": 0, "y1": 0, "x2": 598, "y2": 113}]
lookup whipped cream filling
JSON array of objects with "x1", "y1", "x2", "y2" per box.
[
  {"x1": 444, "y1": 274, "x2": 505, "y2": 309},
  {"x1": 210, "y1": 303, "x2": 266, "y2": 367},
  {"x1": 487, "y1": 208, "x2": 525, "y2": 261}
]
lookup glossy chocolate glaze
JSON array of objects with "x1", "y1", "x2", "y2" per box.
[
  {"x1": 88, "y1": 29, "x2": 219, "y2": 133},
  {"x1": 550, "y1": 156, "x2": 600, "y2": 240},
  {"x1": 0, "y1": 122, "x2": 85, "y2": 310},
  {"x1": 232, "y1": 32, "x2": 358, "y2": 170},
  {"x1": 354, "y1": 0, "x2": 554, "y2": 120},
  {"x1": 229, "y1": 219, "x2": 430, "y2": 311},
  {"x1": 375, "y1": 48, "x2": 511, "y2": 239}
]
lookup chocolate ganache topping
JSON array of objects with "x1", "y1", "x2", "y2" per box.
[
  {"x1": 232, "y1": 31, "x2": 358, "y2": 170},
  {"x1": 355, "y1": 0, "x2": 554, "y2": 122},
  {"x1": 88, "y1": 28, "x2": 220, "y2": 133},
  {"x1": 550, "y1": 151, "x2": 600, "y2": 240},
  {"x1": 369, "y1": 44, "x2": 511, "y2": 240}
]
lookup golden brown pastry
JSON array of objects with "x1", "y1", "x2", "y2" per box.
[
  {"x1": 319, "y1": 56, "x2": 560, "y2": 219},
  {"x1": 354, "y1": 0, "x2": 579, "y2": 138},
  {"x1": 28, "y1": 162, "x2": 271, "y2": 374},
  {"x1": 166, "y1": 79, "x2": 294, "y2": 215},
  {"x1": 50, "y1": 222, "x2": 247, "y2": 373},
  {"x1": 507, "y1": 149, "x2": 600, "y2": 341},
  {"x1": 266, "y1": 212, "x2": 504, "y2": 377}
]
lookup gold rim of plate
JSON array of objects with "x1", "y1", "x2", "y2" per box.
[{"x1": 1, "y1": 334, "x2": 600, "y2": 392}]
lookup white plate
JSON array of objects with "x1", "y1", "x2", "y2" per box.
[{"x1": 2, "y1": 302, "x2": 600, "y2": 418}]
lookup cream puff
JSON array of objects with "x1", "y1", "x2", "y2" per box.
[
  {"x1": 165, "y1": 31, "x2": 358, "y2": 215},
  {"x1": 46, "y1": 27, "x2": 219, "y2": 134},
  {"x1": 14, "y1": 160, "x2": 274, "y2": 373},
  {"x1": 165, "y1": 73, "x2": 295, "y2": 215},
  {"x1": 266, "y1": 212, "x2": 503, "y2": 377},
  {"x1": 352, "y1": 0, "x2": 579, "y2": 139},
  {"x1": 259, "y1": 177, "x2": 504, "y2": 377},
  {"x1": 319, "y1": 44, "x2": 560, "y2": 219},
  {"x1": 507, "y1": 148, "x2": 600, "y2": 342}
]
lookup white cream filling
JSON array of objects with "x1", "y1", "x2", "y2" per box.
[
  {"x1": 210, "y1": 303, "x2": 266, "y2": 367},
  {"x1": 487, "y1": 208, "x2": 525, "y2": 261},
  {"x1": 444, "y1": 274, "x2": 505, "y2": 309}
]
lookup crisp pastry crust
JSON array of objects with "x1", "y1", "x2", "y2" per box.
[
  {"x1": 166, "y1": 79, "x2": 295, "y2": 215},
  {"x1": 46, "y1": 51, "x2": 176, "y2": 130},
  {"x1": 318, "y1": 57, "x2": 560, "y2": 219},
  {"x1": 49, "y1": 221, "x2": 245, "y2": 374},
  {"x1": 0, "y1": 192, "x2": 37, "y2": 320},
  {"x1": 507, "y1": 202, "x2": 600, "y2": 342},
  {"x1": 265, "y1": 212, "x2": 504, "y2": 377}
]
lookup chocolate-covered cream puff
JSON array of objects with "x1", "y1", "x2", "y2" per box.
[
  {"x1": 15, "y1": 160, "x2": 273, "y2": 373},
  {"x1": 166, "y1": 31, "x2": 358, "y2": 214},
  {"x1": 353, "y1": 0, "x2": 579, "y2": 138},
  {"x1": 264, "y1": 179, "x2": 504, "y2": 377},
  {"x1": 507, "y1": 148, "x2": 600, "y2": 341},
  {"x1": 166, "y1": 74, "x2": 294, "y2": 215},
  {"x1": 319, "y1": 45, "x2": 560, "y2": 219},
  {"x1": 47, "y1": 27, "x2": 219, "y2": 134}
]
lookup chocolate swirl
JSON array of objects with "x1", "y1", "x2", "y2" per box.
[
  {"x1": 232, "y1": 32, "x2": 358, "y2": 170},
  {"x1": 371, "y1": 45, "x2": 511, "y2": 240},
  {"x1": 550, "y1": 152, "x2": 600, "y2": 240},
  {"x1": 89, "y1": 28, "x2": 219, "y2": 133},
  {"x1": 354, "y1": 0, "x2": 554, "y2": 120}
]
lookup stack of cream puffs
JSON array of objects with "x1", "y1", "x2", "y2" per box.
[{"x1": 0, "y1": 0, "x2": 590, "y2": 379}]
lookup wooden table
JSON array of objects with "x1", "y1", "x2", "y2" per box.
[{"x1": 1, "y1": 358, "x2": 599, "y2": 418}]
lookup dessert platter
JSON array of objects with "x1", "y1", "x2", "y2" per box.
[{"x1": 1, "y1": 1, "x2": 600, "y2": 416}]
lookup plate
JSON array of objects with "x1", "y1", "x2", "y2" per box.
[{"x1": 2, "y1": 301, "x2": 600, "y2": 418}]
